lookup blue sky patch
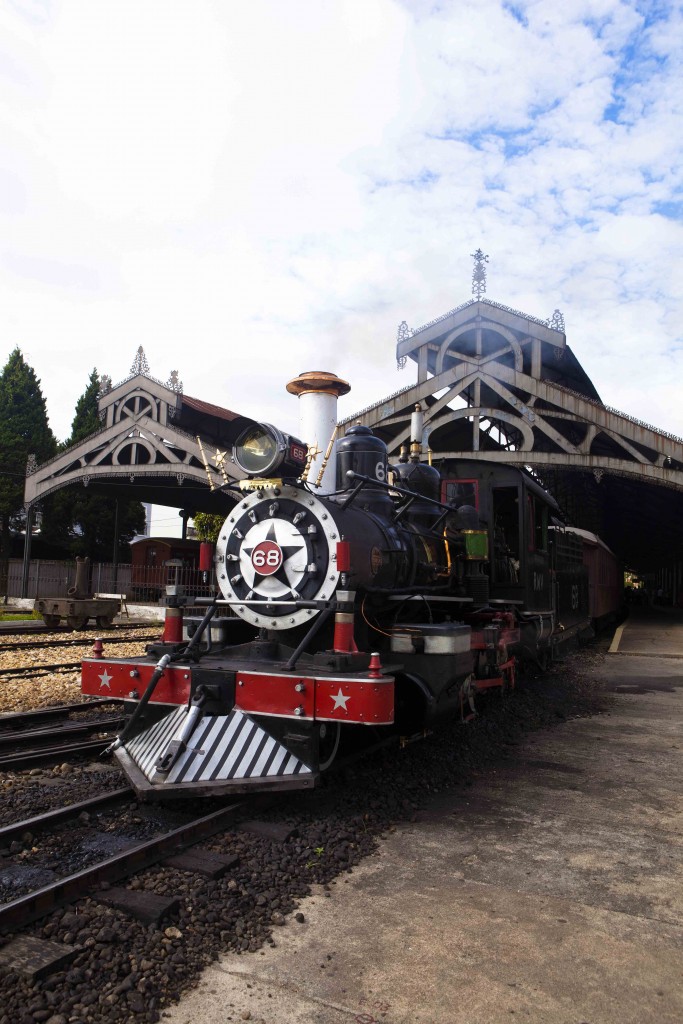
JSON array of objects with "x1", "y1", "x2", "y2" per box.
[
  {"x1": 502, "y1": 3, "x2": 528, "y2": 28},
  {"x1": 653, "y1": 199, "x2": 683, "y2": 220}
]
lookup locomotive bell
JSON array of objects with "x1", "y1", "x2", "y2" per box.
[{"x1": 232, "y1": 423, "x2": 308, "y2": 479}]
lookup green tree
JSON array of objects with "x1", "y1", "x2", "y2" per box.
[
  {"x1": 68, "y1": 367, "x2": 102, "y2": 443},
  {"x1": 192, "y1": 512, "x2": 224, "y2": 543},
  {"x1": 0, "y1": 348, "x2": 57, "y2": 595},
  {"x1": 52, "y1": 369, "x2": 146, "y2": 561}
]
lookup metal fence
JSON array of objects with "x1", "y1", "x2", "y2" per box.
[
  {"x1": 3, "y1": 560, "x2": 132, "y2": 601},
  {"x1": 2, "y1": 560, "x2": 215, "y2": 603}
]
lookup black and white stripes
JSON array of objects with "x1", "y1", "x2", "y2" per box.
[{"x1": 121, "y1": 707, "x2": 313, "y2": 786}]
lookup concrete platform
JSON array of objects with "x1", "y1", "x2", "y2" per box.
[
  {"x1": 610, "y1": 605, "x2": 683, "y2": 659},
  {"x1": 165, "y1": 616, "x2": 683, "y2": 1023}
]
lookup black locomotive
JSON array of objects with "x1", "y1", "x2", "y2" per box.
[{"x1": 82, "y1": 418, "x2": 613, "y2": 800}]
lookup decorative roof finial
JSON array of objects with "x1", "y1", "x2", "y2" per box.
[
  {"x1": 471, "y1": 248, "x2": 489, "y2": 300},
  {"x1": 166, "y1": 370, "x2": 183, "y2": 393},
  {"x1": 130, "y1": 346, "x2": 150, "y2": 377},
  {"x1": 396, "y1": 320, "x2": 412, "y2": 370},
  {"x1": 547, "y1": 309, "x2": 565, "y2": 333}
]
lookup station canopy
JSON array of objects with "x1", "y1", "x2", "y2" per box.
[
  {"x1": 338, "y1": 289, "x2": 683, "y2": 575},
  {"x1": 24, "y1": 291, "x2": 683, "y2": 576}
]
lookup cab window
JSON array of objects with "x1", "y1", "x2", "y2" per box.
[{"x1": 441, "y1": 479, "x2": 479, "y2": 509}]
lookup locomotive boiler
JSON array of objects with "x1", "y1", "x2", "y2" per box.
[{"x1": 81, "y1": 372, "x2": 603, "y2": 800}]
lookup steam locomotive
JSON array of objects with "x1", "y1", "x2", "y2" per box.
[{"x1": 82, "y1": 383, "x2": 614, "y2": 800}]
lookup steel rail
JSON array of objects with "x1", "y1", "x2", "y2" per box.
[
  {"x1": 0, "y1": 735, "x2": 121, "y2": 771},
  {"x1": 0, "y1": 717, "x2": 125, "y2": 752},
  {"x1": 0, "y1": 662, "x2": 82, "y2": 678},
  {"x1": 0, "y1": 698, "x2": 124, "y2": 728},
  {"x1": 0, "y1": 634, "x2": 158, "y2": 654}
]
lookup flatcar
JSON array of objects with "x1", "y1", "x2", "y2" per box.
[{"x1": 82, "y1": 389, "x2": 621, "y2": 801}]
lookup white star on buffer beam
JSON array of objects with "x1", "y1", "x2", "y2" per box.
[
  {"x1": 99, "y1": 669, "x2": 113, "y2": 690},
  {"x1": 330, "y1": 688, "x2": 349, "y2": 711}
]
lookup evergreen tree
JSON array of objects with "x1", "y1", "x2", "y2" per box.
[
  {"x1": 0, "y1": 348, "x2": 57, "y2": 594},
  {"x1": 69, "y1": 367, "x2": 102, "y2": 443},
  {"x1": 54, "y1": 369, "x2": 146, "y2": 561}
]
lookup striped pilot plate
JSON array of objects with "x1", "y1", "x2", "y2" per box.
[{"x1": 122, "y1": 707, "x2": 313, "y2": 785}]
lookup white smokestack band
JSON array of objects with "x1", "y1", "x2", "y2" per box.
[{"x1": 286, "y1": 371, "x2": 351, "y2": 494}]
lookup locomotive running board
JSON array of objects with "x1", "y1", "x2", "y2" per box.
[{"x1": 115, "y1": 707, "x2": 317, "y2": 800}]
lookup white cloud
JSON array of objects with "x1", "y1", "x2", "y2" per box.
[{"x1": 0, "y1": 0, "x2": 680, "y2": 499}]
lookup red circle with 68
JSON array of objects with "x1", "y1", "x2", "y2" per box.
[{"x1": 251, "y1": 540, "x2": 283, "y2": 575}]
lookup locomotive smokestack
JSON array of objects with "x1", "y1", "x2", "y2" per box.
[{"x1": 286, "y1": 371, "x2": 351, "y2": 493}]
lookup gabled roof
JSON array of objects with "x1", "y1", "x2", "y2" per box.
[
  {"x1": 397, "y1": 297, "x2": 601, "y2": 403},
  {"x1": 24, "y1": 372, "x2": 254, "y2": 515},
  {"x1": 174, "y1": 393, "x2": 250, "y2": 447}
]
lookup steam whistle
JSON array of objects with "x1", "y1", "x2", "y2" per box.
[{"x1": 410, "y1": 404, "x2": 424, "y2": 462}]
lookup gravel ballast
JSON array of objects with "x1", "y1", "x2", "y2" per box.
[{"x1": 0, "y1": 629, "x2": 156, "y2": 714}]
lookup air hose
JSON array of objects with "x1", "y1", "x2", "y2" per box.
[
  {"x1": 104, "y1": 598, "x2": 220, "y2": 755},
  {"x1": 104, "y1": 652, "x2": 171, "y2": 754}
]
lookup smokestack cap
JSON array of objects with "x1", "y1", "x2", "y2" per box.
[{"x1": 286, "y1": 371, "x2": 351, "y2": 398}]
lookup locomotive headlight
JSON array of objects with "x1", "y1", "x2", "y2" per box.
[{"x1": 233, "y1": 423, "x2": 308, "y2": 478}]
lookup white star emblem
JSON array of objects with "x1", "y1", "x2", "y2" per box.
[
  {"x1": 331, "y1": 688, "x2": 349, "y2": 711},
  {"x1": 98, "y1": 669, "x2": 113, "y2": 690}
]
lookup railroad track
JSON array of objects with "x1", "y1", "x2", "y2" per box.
[
  {"x1": 0, "y1": 792, "x2": 269, "y2": 935},
  {"x1": 0, "y1": 697, "x2": 123, "y2": 729},
  {"x1": 0, "y1": 777, "x2": 354, "y2": 1020},
  {"x1": 0, "y1": 629, "x2": 156, "y2": 721},
  {"x1": 0, "y1": 629, "x2": 157, "y2": 690},
  {"x1": 0, "y1": 633, "x2": 159, "y2": 655},
  {"x1": 0, "y1": 701, "x2": 125, "y2": 769},
  {"x1": 0, "y1": 661, "x2": 83, "y2": 678},
  {"x1": 0, "y1": 621, "x2": 157, "y2": 638}
]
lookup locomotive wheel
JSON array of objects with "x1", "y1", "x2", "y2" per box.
[
  {"x1": 96, "y1": 615, "x2": 114, "y2": 628},
  {"x1": 66, "y1": 615, "x2": 89, "y2": 630},
  {"x1": 318, "y1": 722, "x2": 341, "y2": 771},
  {"x1": 42, "y1": 614, "x2": 61, "y2": 628}
]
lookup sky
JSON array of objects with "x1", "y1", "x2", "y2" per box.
[{"x1": 1, "y1": 0, "x2": 682, "y2": 535}]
